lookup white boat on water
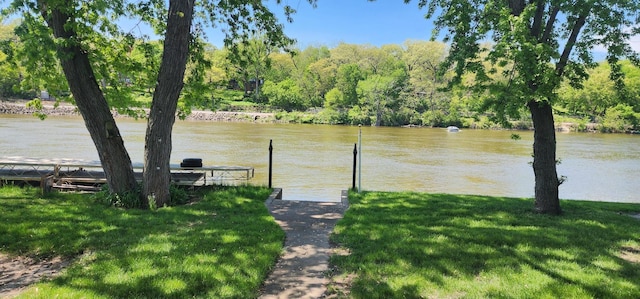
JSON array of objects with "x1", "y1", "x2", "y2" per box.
[{"x1": 447, "y1": 126, "x2": 460, "y2": 132}]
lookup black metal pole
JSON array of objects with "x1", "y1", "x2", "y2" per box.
[
  {"x1": 268, "y1": 139, "x2": 273, "y2": 189},
  {"x1": 352, "y1": 143, "x2": 357, "y2": 190}
]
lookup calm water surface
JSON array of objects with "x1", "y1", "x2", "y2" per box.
[{"x1": 1, "y1": 115, "x2": 638, "y2": 203}]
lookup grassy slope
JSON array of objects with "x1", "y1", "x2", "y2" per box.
[
  {"x1": 330, "y1": 191, "x2": 640, "y2": 299},
  {"x1": 0, "y1": 185, "x2": 283, "y2": 299}
]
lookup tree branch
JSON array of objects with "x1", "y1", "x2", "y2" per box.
[
  {"x1": 530, "y1": 0, "x2": 546, "y2": 38},
  {"x1": 39, "y1": 1, "x2": 71, "y2": 40},
  {"x1": 541, "y1": 6, "x2": 560, "y2": 43},
  {"x1": 509, "y1": 0, "x2": 526, "y2": 16},
  {"x1": 556, "y1": 13, "x2": 589, "y2": 77}
]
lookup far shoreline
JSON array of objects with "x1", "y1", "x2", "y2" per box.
[
  {"x1": 0, "y1": 99, "x2": 278, "y2": 123},
  {"x1": 2, "y1": 99, "x2": 637, "y2": 134}
]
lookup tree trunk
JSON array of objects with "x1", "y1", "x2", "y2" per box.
[
  {"x1": 255, "y1": 68, "x2": 260, "y2": 102},
  {"x1": 528, "y1": 100, "x2": 561, "y2": 215},
  {"x1": 45, "y1": 7, "x2": 137, "y2": 194},
  {"x1": 375, "y1": 96, "x2": 382, "y2": 126},
  {"x1": 143, "y1": 0, "x2": 194, "y2": 207}
]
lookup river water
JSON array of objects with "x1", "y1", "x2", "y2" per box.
[{"x1": 1, "y1": 114, "x2": 638, "y2": 203}]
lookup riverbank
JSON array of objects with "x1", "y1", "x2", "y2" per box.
[
  {"x1": 0, "y1": 99, "x2": 278, "y2": 123},
  {"x1": 3, "y1": 99, "x2": 638, "y2": 134}
]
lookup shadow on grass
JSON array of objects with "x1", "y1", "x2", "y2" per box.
[
  {"x1": 0, "y1": 186, "x2": 284, "y2": 298},
  {"x1": 330, "y1": 191, "x2": 640, "y2": 299}
]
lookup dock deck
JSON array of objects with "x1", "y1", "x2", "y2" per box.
[{"x1": 0, "y1": 156, "x2": 254, "y2": 191}]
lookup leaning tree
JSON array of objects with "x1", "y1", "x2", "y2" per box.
[
  {"x1": 3, "y1": 0, "x2": 315, "y2": 207},
  {"x1": 409, "y1": 0, "x2": 640, "y2": 214}
]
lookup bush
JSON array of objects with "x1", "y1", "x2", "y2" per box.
[
  {"x1": 347, "y1": 106, "x2": 372, "y2": 126},
  {"x1": 0, "y1": 62, "x2": 36, "y2": 99},
  {"x1": 421, "y1": 110, "x2": 446, "y2": 127},
  {"x1": 168, "y1": 184, "x2": 190, "y2": 206},
  {"x1": 263, "y1": 79, "x2": 308, "y2": 111},
  {"x1": 599, "y1": 104, "x2": 640, "y2": 133},
  {"x1": 381, "y1": 107, "x2": 418, "y2": 126},
  {"x1": 461, "y1": 116, "x2": 500, "y2": 129},
  {"x1": 276, "y1": 111, "x2": 316, "y2": 123},
  {"x1": 93, "y1": 184, "x2": 191, "y2": 209},
  {"x1": 317, "y1": 108, "x2": 348, "y2": 124},
  {"x1": 93, "y1": 184, "x2": 143, "y2": 209}
]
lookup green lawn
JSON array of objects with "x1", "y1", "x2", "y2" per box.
[
  {"x1": 0, "y1": 185, "x2": 284, "y2": 299},
  {"x1": 329, "y1": 191, "x2": 640, "y2": 299}
]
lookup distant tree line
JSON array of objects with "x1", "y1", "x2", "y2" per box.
[{"x1": 1, "y1": 21, "x2": 638, "y2": 132}]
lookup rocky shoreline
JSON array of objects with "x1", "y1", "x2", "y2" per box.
[
  {"x1": 3, "y1": 99, "x2": 636, "y2": 133},
  {"x1": 0, "y1": 100, "x2": 277, "y2": 123}
]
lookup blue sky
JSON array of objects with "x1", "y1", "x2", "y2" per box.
[
  {"x1": 202, "y1": 1, "x2": 633, "y2": 60},
  {"x1": 204, "y1": 1, "x2": 640, "y2": 61},
  {"x1": 5, "y1": 0, "x2": 636, "y2": 59},
  {"x1": 205, "y1": 1, "x2": 437, "y2": 48}
]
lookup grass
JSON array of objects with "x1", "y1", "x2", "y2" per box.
[
  {"x1": 0, "y1": 185, "x2": 284, "y2": 299},
  {"x1": 329, "y1": 191, "x2": 640, "y2": 299}
]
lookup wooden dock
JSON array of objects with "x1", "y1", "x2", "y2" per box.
[{"x1": 0, "y1": 156, "x2": 254, "y2": 191}]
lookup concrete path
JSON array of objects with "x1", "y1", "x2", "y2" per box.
[{"x1": 260, "y1": 191, "x2": 348, "y2": 299}]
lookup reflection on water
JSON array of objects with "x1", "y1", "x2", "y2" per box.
[{"x1": 1, "y1": 114, "x2": 638, "y2": 203}]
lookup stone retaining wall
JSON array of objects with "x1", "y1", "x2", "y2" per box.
[
  {"x1": 0, "y1": 101, "x2": 79, "y2": 116},
  {"x1": 0, "y1": 100, "x2": 276, "y2": 123}
]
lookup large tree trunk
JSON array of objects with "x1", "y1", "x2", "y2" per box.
[
  {"x1": 45, "y1": 7, "x2": 137, "y2": 194},
  {"x1": 528, "y1": 100, "x2": 561, "y2": 215},
  {"x1": 143, "y1": 0, "x2": 194, "y2": 207}
]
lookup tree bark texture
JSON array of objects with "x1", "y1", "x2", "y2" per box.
[
  {"x1": 45, "y1": 7, "x2": 138, "y2": 194},
  {"x1": 517, "y1": 0, "x2": 563, "y2": 215},
  {"x1": 528, "y1": 100, "x2": 561, "y2": 215},
  {"x1": 143, "y1": 0, "x2": 195, "y2": 207}
]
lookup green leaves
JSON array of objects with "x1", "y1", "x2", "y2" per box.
[
  {"x1": 262, "y1": 78, "x2": 306, "y2": 111},
  {"x1": 421, "y1": 0, "x2": 640, "y2": 114},
  {"x1": 2, "y1": 0, "x2": 306, "y2": 114}
]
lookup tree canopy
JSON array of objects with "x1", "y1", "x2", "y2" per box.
[
  {"x1": 3, "y1": 19, "x2": 639, "y2": 130},
  {"x1": 411, "y1": 0, "x2": 640, "y2": 214},
  {"x1": 1, "y1": 0, "x2": 316, "y2": 207}
]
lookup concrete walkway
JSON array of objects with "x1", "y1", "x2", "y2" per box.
[{"x1": 260, "y1": 191, "x2": 349, "y2": 299}]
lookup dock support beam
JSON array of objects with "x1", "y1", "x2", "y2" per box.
[
  {"x1": 352, "y1": 143, "x2": 357, "y2": 190},
  {"x1": 268, "y1": 140, "x2": 273, "y2": 189}
]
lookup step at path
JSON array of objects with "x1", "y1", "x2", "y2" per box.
[{"x1": 260, "y1": 194, "x2": 349, "y2": 299}]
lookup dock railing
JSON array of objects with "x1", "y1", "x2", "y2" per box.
[{"x1": 0, "y1": 156, "x2": 254, "y2": 191}]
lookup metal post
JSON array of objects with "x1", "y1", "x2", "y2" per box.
[
  {"x1": 268, "y1": 139, "x2": 273, "y2": 189},
  {"x1": 358, "y1": 125, "x2": 362, "y2": 193},
  {"x1": 352, "y1": 143, "x2": 357, "y2": 190}
]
